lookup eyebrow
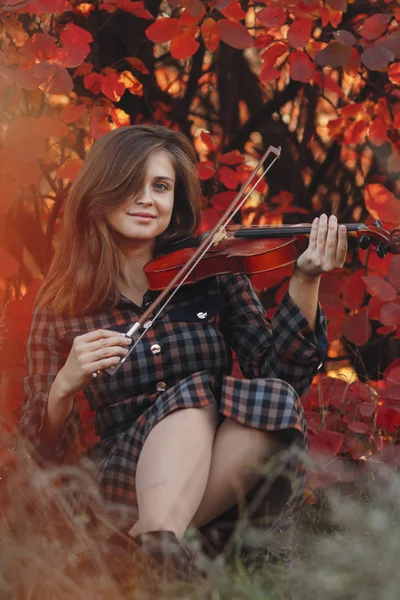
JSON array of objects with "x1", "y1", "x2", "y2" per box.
[{"x1": 153, "y1": 176, "x2": 175, "y2": 182}]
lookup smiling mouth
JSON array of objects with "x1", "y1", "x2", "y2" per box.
[{"x1": 128, "y1": 213, "x2": 156, "y2": 219}]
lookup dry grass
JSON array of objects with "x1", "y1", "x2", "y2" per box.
[{"x1": 2, "y1": 435, "x2": 400, "y2": 600}]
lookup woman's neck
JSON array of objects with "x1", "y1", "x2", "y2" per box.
[{"x1": 117, "y1": 241, "x2": 154, "y2": 293}]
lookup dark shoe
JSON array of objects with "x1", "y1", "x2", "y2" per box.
[{"x1": 135, "y1": 530, "x2": 193, "y2": 580}]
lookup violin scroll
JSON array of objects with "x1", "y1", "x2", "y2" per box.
[{"x1": 358, "y1": 221, "x2": 400, "y2": 257}]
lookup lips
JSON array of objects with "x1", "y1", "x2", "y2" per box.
[{"x1": 128, "y1": 212, "x2": 156, "y2": 218}]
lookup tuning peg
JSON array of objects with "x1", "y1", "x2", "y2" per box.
[
  {"x1": 359, "y1": 235, "x2": 372, "y2": 249},
  {"x1": 376, "y1": 241, "x2": 388, "y2": 259},
  {"x1": 373, "y1": 220, "x2": 383, "y2": 228}
]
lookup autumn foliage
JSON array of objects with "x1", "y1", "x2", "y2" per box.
[{"x1": 0, "y1": 0, "x2": 400, "y2": 495}]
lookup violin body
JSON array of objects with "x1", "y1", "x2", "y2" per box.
[
  {"x1": 144, "y1": 222, "x2": 400, "y2": 291},
  {"x1": 145, "y1": 237, "x2": 305, "y2": 290}
]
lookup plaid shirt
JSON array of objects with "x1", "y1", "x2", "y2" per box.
[{"x1": 19, "y1": 273, "x2": 327, "y2": 521}]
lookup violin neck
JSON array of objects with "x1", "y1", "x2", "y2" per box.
[{"x1": 233, "y1": 223, "x2": 366, "y2": 239}]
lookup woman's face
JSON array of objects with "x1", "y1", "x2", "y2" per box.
[{"x1": 106, "y1": 149, "x2": 175, "y2": 246}]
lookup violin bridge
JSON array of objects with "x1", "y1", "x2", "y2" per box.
[{"x1": 213, "y1": 227, "x2": 228, "y2": 246}]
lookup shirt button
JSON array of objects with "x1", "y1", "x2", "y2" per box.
[
  {"x1": 156, "y1": 381, "x2": 167, "y2": 392},
  {"x1": 197, "y1": 311, "x2": 208, "y2": 319},
  {"x1": 151, "y1": 343, "x2": 161, "y2": 355}
]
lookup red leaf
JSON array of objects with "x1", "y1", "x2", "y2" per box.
[
  {"x1": 219, "y1": 150, "x2": 244, "y2": 165},
  {"x1": 145, "y1": 17, "x2": 180, "y2": 43},
  {"x1": 333, "y1": 30, "x2": 356, "y2": 47},
  {"x1": 219, "y1": 166, "x2": 239, "y2": 189},
  {"x1": 199, "y1": 130, "x2": 217, "y2": 152},
  {"x1": 126, "y1": 1, "x2": 153, "y2": 19},
  {"x1": 56, "y1": 45, "x2": 90, "y2": 68},
  {"x1": 0, "y1": 249, "x2": 19, "y2": 278},
  {"x1": 360, "y1": 13, "x2": 391, "y2": 41},
  {"x1": 84, "y1": 72, "x2": 103, "y2": 94},
  {"x1": 313, "y1": 71, "x2": 345, "y2": 98},
  {"x1": 31, "y1": 32, "x2": 58, "y2": 60},
  {"x1": 289, "y1": 50, "x2": 314, "y2": 82},
  {"x1": 199, "y1": 207, "x2": 223, "y2": 232},
  {"x1": 4, "y1": 117, "x2": 46, "y2": 163},
  {"x1": 361, "y1": 45, "x2": 394, "y2": 71},
  {"x1": 316, "y1": 41, "x2": 352, "y2": 68},
  {"x1": 60, "y1": 104, "x2": 87, "y2": 124},
  {"x1": 308, "y1": 430, "x2": 344, "y2": 460},
  {"x1": 170, "y1": 28, "x2": 199, "y2": 59},
  {"x1": 201, "y1": 18, "x2": 219, "y2": 52},
  {"x1": 362, "y1": 275, "x2": 397, "y2": 302},
  {"x1": 220, "y1": 0, "x2": 246, "y2": 21},
  {"x1": 56, "y1": 158, "x2": 83, "y2": 181},
  {"x1": 216, "y1": 19, "x2": 253, "y2": 50},
  {"x1": 343, "y1": 120, "x2": 367, "y2": 146},
  {"x1": 35, "y1": 116, "x2": 69, "y2": 138},
  {"x1": 342, "y1": 311, "x2": 372, "y2": 346},
  {"x1": 384, "y1": 363, "x2": 400, "y2": 400},
  {"x1": 211, "y1": 191, "x2": 236, "y2": 210},
  {"x1": 376, "y1": 406, "x2": 400, "y2": 433},
  {"x1": 367, "y1": 296, "x2": 386, "y2": 319},
  {"x1": 342, "y1": 271, "x2": 365, "y2": 310},
  {"x1": 348, "y1": 421, "x2": 369, "y2": 434},
  {"x1": 388, "y1": 256, "x2": 400, "y2": 290},
  {"x1": 256, "y1": 5, "x2": 286, "y2": 29},
  {"x1": 101, "y1": 72, "x2": 126, "y2": 101},
  {"x1": 261, "y1": 42, "x2": 288, "y2": 69},
  {"x1": 364, "y1": 184, "x2": 400, "y2": 225},
  {"x1": 287, "y1": 19, "x2": 312, "y2": 48},
  {"x1": 388, "y1": 63, "x2": 400, "y2": 86},
  {"x1": 368, "y1": 117, "x2": 388, "y2": 146},
  {"x1": 197, "y1": 161, "x2": 215, "y2": 180},
  {"x1": 380, "y1": 301, "x2": 400, "y2": 327},
  {"x1": 359, "y1": 402, "x2": 376, "y2": 418},
  {"x1": 60, "y1": 23, "x2": 93, "y2": 48},
  {"x1": 125, "y1": 57, "x2": 150, "y2": 74},
  {"x1": 46, "y1": 64, "x2": 73, "y2": 94},
  {"x1": 376, "y1": 31, "x2": 400, "y2": 61},
  {"x1": 349, "y1": 380, "x2": 373, "y2": 401},
  {"x1": 259, "y1": 66, "x2": 281, "y2": 82},
  {"x1": 326, "y1": 0, "x2": 347, "y2": 10},
  {"x1": 340, "y1": 102, "x2": 365, "y2": 118}
]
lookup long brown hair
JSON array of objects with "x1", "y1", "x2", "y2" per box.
[{"x1": 36, "y1": 125, "x2": 203, "y2": 317}]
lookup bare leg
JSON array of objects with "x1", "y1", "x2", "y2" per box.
[
  {"x1": 128, "y1": 403, "x2": 218, "y2": 539},
  {"x1": 191, "y1": 418, "x2": 284, "y2": 528}
]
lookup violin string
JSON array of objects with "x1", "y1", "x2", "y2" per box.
[{"x1": 139, "y1": 153, "x2": 281, "y2": 334}]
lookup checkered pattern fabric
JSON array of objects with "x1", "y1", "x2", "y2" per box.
[{"x1": 18, "y1": 273, "x2": 327, "y2": 530}]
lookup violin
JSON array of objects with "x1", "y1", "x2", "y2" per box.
[
  {"x1": 94, "y1": 144, "x2": 399, "y2": 378},
  {"x1": 144, "y1": 221, "x2": 400, "y2": 291}
]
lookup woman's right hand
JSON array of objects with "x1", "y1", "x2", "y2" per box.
[{"x1": 56, "y1": 329, "x2": 132, "y2": 397}]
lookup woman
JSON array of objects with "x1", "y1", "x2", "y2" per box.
[{"x1": 19, "y1": 124, "x2": 347, "y2": 576}]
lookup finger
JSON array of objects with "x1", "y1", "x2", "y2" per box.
[
  {"x1": 325, "y1": 215, "x2": 339, "y2": 263},
  {"x1": 308, "y1": 217, "x2": 319, "y2": 251},
  {"x1": 316, "y1": 213, "x2": 328, "y2": 255},
  {"x1": 91, "y1": 334, "x2": 132, "y2": 349},
  {"x1": 336, "y1": 224, "x2": 348, "y2": 266},
  {"x1": 91, "y1": 345, "x2": 130, "y2": 362},
  {"x1": 83, "y1": 329, "x2": 129, "y2": 343}
]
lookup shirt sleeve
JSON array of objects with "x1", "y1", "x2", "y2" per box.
[
  {"x1": 218, "y1": 273, "x2": 328, "y2": 397},
  {"x1": 17, "y1": 306, "x2": 80, "y2": 464}
]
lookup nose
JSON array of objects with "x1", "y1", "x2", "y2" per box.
[{"x1": 136, "y1": 183, "x2": 153, "y2": 206}]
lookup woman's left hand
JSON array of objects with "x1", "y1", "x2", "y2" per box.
[{"x1": 295, "y1": 214, "x2": 348, "y2": 278}]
